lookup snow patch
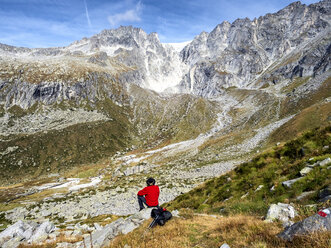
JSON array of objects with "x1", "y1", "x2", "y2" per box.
[
  {"x1": 164, "y1": 41, "x2": 192, "y2": 52},
  {"x1": 69, "y1": 177, "x2": 102, "y2": 191}
]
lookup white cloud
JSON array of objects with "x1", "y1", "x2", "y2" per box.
[{"x1": 108, "y1": 1, "x2": 142, "y2": 27}]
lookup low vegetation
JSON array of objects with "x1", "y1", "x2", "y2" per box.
[
  {"x1": 108, "y1": 126, "x2": 331, "y2": 248},
  {"x1": 167, "y1": 126, "x2": 331, "y2": 216},
  {"x1": 109, "y1": 213, "x2": 331, "y2": 248}
]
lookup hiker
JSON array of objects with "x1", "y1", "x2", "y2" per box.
[{"x1": 137, "y1": 177, "x2": 159, "y2": 211}]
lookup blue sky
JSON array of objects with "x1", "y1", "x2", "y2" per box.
[{"x1": 0, "y1": 0, "x2": 320, "y2": 48}]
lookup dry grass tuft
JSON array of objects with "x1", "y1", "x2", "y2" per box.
[{"x1": 108, "y1": 214, "x2": 331, "y2": 248}]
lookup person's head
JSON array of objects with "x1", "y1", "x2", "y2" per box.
[{"x1": 146, "y1": 177, "x2": 155, "y2": 186}]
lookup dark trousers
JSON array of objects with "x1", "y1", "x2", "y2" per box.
[
  {"x1": 138, "y1": 195, "x2": 159, "y2": 210},
  {"x1": 138, "y1": 195, "x2": 148, "y2": 210}
]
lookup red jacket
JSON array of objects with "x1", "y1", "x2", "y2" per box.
[{"x1": 137, "y1": 185, "x2": 160, "y2": 207}]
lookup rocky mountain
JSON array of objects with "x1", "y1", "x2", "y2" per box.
[
  {"x1": 0, "y1": 0, "x2": 330, "y2": 247},
  {"x1": 178, "y1": 0, "x2": 331, "y2": 97},
  {"x1": 0, "y1": 0, "x2": 330, "y2": 184}
]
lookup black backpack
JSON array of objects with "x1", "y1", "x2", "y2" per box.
[{"x1": 150, "y1": 208, "x2": 172, "y2": 227}]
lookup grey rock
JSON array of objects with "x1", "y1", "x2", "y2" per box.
[
  {"x1": 72, "y1": 229, "x2": 82, "y2": 236},
  {"x1": 56, "y1": 242, "x2": 78, "y2": 248},
  {"x1": 29, "y1": 221, "x2": 55, "y2": 243},
  {"x1": 319, "y1": 157, "x2": 331, "y2": 166},
  {"x1": 319, "y1": 185, "x2": 331, "y2": 199},
  {"x1": 118, "y1": 221, "x2": 138, "y2": 235},
  {"x1": 171, "y1": 210, "x2": 180, "y2": 217},
  {"x1": 64, "y1": 230, "x2": 73, "y2": 237},
  {"x1": 307, "y1": 162, "x2": 319, "y2": 168},
  {"x1": 319, "y1": 195, "x2": 331, "y2": 203},
  {"x1": 241, "y1": 192, "x2": 249, "y2": 198},
  {"x1": 300, "y1": 167, "x2": 313, "y2": 176},
  {"x1": 94, "y1": 223, "x2": 103, "y2": 231},
  {"x1": 296, "y1": 191, "x2": 315, "y2": 201},
  {"x1": 255, "y1": 185, "x2": 264, "y2": 192},
  {"x1": 282, "y1": 177, "x2": 303, "y2": 188},
  {"x1": 278, "y1": 208, "x2": 331, "y2": 241},
  {"x1": 2, "y1": 236, "x2": 22, "y2": 248},
  {"x1": 132, "y1": 208, "x2": 151, "y2": 220},
  {"x1": 0, "y1": 220, "x2": 33, "y2": 244},
  {"x1": 80, "y1": 217, "x2": 124, "y2": 248},
  {"x1": 220, "y1": 243, "x2": 231, "y2": 248},
  {"x1": 265, "y1": 203, "x2": 297, "y2": 223},
  {"x1": 0, "y1": 220, "x2": 54, "y2": 247},
  {"x1": 179, "y1": 1, "x2": 331, "y2": 97}
]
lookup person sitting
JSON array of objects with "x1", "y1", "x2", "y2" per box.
[{"x1": 137, "y1": 177, "x2": 160, "y2": 211}]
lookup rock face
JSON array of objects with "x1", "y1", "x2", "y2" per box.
[
  {"x1": 0, "y1": 26, "x2": 185, "y2": 102},
  {"x1": 278, "y1": 208, "x2": 331, "y2": 241},
  {"x1": 178, "y1": 0, "x2": 331, "y2": 97}
]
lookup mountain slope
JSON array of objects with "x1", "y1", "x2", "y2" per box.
[{"x1": 0, "y1": 1, "x2": 330, "y2": 187}]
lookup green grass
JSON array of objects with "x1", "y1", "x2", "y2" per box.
[
  {"x1": 0, "y1": 118, "x2": 131, "y2": 186},
  {"x1": 167, "y1": 126, "x2": 331, "y2": 216},
  {"x1": 268, "y1": 101, "x2": 331, "y2": 145}
]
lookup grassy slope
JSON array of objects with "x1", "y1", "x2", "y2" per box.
[
  {"x1": 0, "y1": 119, "x2": 130, "y2": 185},
  {"x1": 167, "y1": 126, "x2": 331, "y2": 215},
  {"x1": 106, "y1": 126, "x2": 331, "y2": 248},
  {"x1": 268, "y1": 101, "x2": 331, "y2": 145},
  {"x1": 279, "y1": 76, "x2": 331, "y2": 118},
  {"x1": 108, "y1": 214, "x2": 331, "y2": 248}
]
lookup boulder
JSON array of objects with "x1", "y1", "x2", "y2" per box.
[
  {"x1": 0, "y1": 220, "x2": 54, "y2": 247},
  {"x1": 0, "y1": 220, "x2": 37, "y2": 245},
  {"x1": 278, "y1": 208, "x2": 331, "y2": 241},
  {"x1": 265, "y1": 203, "x2": 297, "y2": 224}
]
